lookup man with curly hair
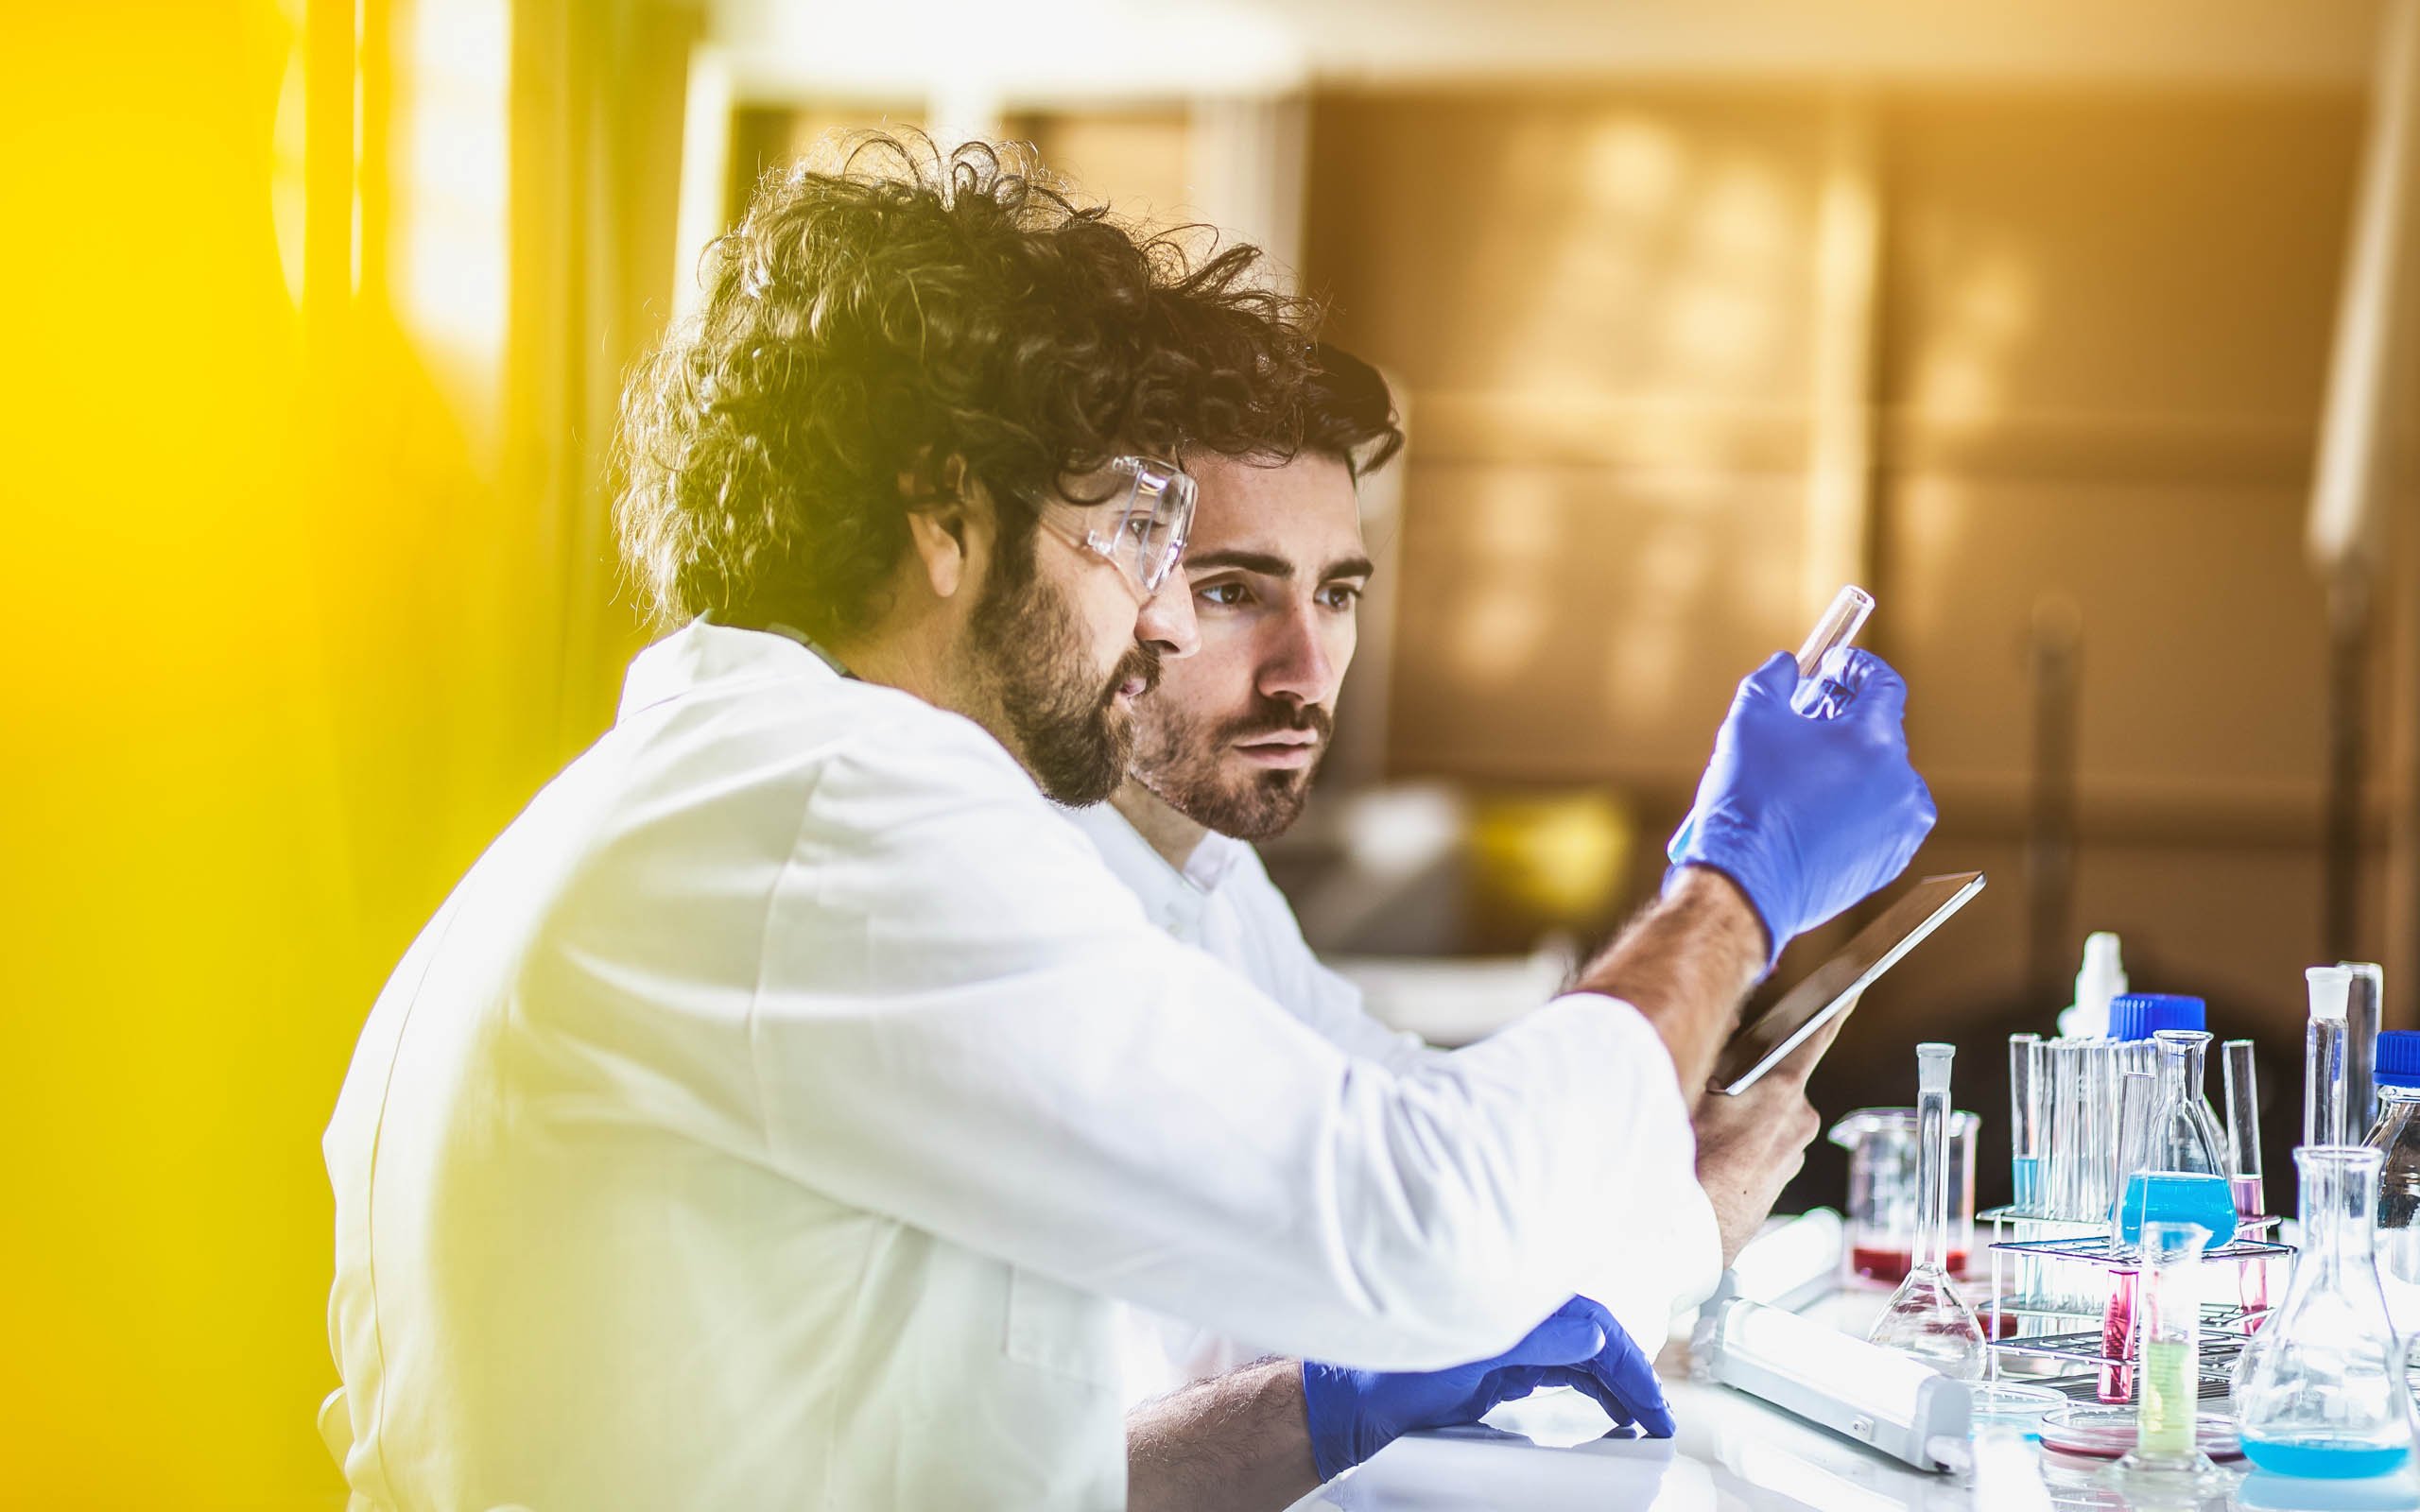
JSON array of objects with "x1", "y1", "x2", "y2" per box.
[{"x1": 321, "y1": 137, "x2": 1937, "y2": 1511}]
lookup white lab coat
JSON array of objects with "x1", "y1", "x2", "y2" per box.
[
  {"x1": 322, "y1": 622, "x2": 1710, "y2": 1512},
  {"x1": 1063, "y1": 805, "x2": 1723, "y2": 1406}
]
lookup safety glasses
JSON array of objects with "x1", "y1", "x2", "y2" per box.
[{"x1": 1030, "y1": 455, "x2": 1195, "y2": 600}]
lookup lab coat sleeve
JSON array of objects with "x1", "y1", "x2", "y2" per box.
[
  {"x1": 1226, "y1": 852, "x2": 1439, "y2": 1076},
  {"x1": 1259, "y1": 887, "x2": 1723, "y2": 1341},
  {"x1": 742, "y1": 716, "x2": 1709, "y2": 1372},
  {"x1": 1291, "y1": 956, "x2": 1439, "y2": 1075},
  {"x1": 1219, "y1": 848, "x2": 1725, "y2": 1343}
]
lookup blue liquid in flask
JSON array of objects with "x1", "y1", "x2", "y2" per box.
[
  {"x1": 2116, "y1": 1172, "x2": 2238, "y2": 1249},
  {"x1": 2241, "y1": 1439, "x2": 2413, "y2": 1479}
]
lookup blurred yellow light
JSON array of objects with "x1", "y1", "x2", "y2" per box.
[
  {"x1": 1471, "y1": 790, "x2": 1638, "y2": 929},
  {"x1": 398, "y1": 0, "x2": 509, "y2": 390}
]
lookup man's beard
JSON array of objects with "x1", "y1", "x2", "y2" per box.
[
  {"x1": 1132, "y1": 695, "x2": 1334, "y2": 841},
  {"x1": 965, "y1": 550, "x2": 1161, "y2": 807}
]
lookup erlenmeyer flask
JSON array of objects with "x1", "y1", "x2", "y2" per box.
[
  {"x1": 2150, "y1": 1030, "x2": 2227, "y2": 1175},
  {"x1": 2233, "y1": 1146, "x2": 2414, "y2": 1478},
  {"x1": 1867, "y1": 1041, "x2": 1985, "y2": 1379},
  {"x1": 2116, "y1": 1031, "x2": 2238, "y2": 1250}
]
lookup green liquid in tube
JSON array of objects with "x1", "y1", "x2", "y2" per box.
[{"x1": 2137, "y1": 1339, "x2": 2196, "y2": 1460}]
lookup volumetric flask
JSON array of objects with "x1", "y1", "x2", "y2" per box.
[
  {"x1": 2233, "y1": 1146, "x2": 2413, "y2": 1479},
  {"x1": 1866, "y1": 1043, "x2": 1986, "y2": 1379},
  {"x1": 1828, "y1": 1107, "x2": 1978, "y2": 1285}
]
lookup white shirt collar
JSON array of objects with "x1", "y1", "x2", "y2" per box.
[
  {"x1": 1063, "y1": 802, "x2": 1248, "y2": 908},
  {"x1": 616, "y1": 619, "x2": 835, "y2": 722}
]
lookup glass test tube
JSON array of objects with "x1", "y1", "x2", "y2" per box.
[
  {"x1": 2094, "y1": 1040, "x2": 2126, "y2": 1218},
  {"x1": 2130, "y1": 1221, "x2": 2211, "y2": 1470},
  {"x1": 2223, "y1": 1040, "x2": 2270, "y2": 1321},
  {"x1": 1789, "y1": 584, "x2": 1876, "y2": 716},
  {"x1": 2110, "y1": 1072, "x2": 2158, "y2": 1248},
  {"x1": 2223, "y1": 1040, "x2": 2262, "y2": 1219},
  {"x1": 2010, "y1": 1033, "x2": 2044, "y2": 1211},
  {"x1": 2101, "y1": 1071, "x2": 2156, "y2": 1402},
  {"x1": 2075, "y1": 1042, "x2": 2100, "y2": 1223},
  {"x1": 2308, "y1": 966, "x2": 2353, "y2": 1147},
  {"x1": 2343, "y1": 962, "x2": 2383, "y2": 1142},
  {"x1": 2043, "y1": 1041, "x2": 2073, "y2": 1220}
]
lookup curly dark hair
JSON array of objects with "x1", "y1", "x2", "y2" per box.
[
  {"x1": 614, "y1": 132, "x2": 1319, "y2": 639},
  {"x1": 1301, "y1": 343, "x2": 1404, "y2": 481}
]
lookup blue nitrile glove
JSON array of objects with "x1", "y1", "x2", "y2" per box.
[
  {"x1": 1666, "y1": 647, "x2": 1935, "y2": 971},
  {"x1": 1299, "y1": 1295, "x2": 1674, "y2": 1481}
]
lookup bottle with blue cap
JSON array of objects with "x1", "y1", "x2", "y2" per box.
[
  {"x1": 2107, "y1": 992, "x2": 2226, "y2": 1136},
  {"x1": 2108, "y1": 991, "x2": 2206, "y2": 1043},
  {"x1": 2362, "y1": 1030, "x2": 2420, "y2": 1316}
]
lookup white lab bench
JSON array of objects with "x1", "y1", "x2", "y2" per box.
[{"x1": 1282, "y1": 1288, "x2": 2420, "y2": 1512}]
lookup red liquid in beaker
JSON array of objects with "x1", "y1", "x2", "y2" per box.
[{"x1": 1850, "y1": 1245, "x2": 1968, "y2": 1284}]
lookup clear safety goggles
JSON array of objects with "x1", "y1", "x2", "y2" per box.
[{"x1": 1031, "y1": 455, "x2": 1195, "y2": 599}]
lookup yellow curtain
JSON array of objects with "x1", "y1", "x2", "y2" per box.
[{"x1": 0, "y1": 1, "x2": 694, "y2": 1502}]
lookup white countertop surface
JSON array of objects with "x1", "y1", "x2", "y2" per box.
[{"x1": 1280, "y1": 1288, "x2": 2420, "y2": 1512}]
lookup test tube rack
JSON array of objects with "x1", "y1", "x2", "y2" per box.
[{"x1": 1976, "y1": 1210, "x2": 2290, "y2": 1401}]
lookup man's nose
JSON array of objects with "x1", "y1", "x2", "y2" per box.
[
  {"x1": 1135, "y1": 568, "x2": 1199, "y2": 660},
  {"x1": 1258, "y1": 602, "x2": 1334, "y2": 707}
]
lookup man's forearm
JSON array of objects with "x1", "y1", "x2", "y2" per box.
[
  {"x1": 1126, "y1": 1358, "x2": 1320, "y2": 1512},
  {"x1": 1571, "y1": 866, "x2": 1764, "y2": 1095}
]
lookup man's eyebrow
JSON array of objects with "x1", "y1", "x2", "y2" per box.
[
  {"x1": 1184, "y1": 549, "x2": 1294, "y2": 577},
  {"x1": 1322, "y1": 556, "x2": 1376, "y2": 583}
]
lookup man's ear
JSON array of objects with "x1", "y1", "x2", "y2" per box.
[
  {"x1": 898, "y1": 455, "x2": 992, "y2": 602},
  {"x1": 905, "y1": 504, "x2": 971, "y2": 600}
]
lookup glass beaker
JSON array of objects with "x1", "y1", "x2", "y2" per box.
[
  {"x1": 2233, "y1": 1146, "x2": 2414, "y2": 1479},
  {"x1": 1828, "y1": 1107, "x2": 1979, "y2": 1285},
  {"x1": 1867, "y1": 1042, "x2": 1986, "y2": 1378}
]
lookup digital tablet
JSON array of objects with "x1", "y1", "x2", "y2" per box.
[{"x1": 1711, "y1": 871, "x2": 1986, "y2": 1095}]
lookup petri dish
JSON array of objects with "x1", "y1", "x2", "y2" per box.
[
  {"x1": 1966, "y1": 1382, "x2": 2064, "y2": 1438},
  {"x1": 2036, "y1": 1403, "x2": 2243, "y2": 1463}
]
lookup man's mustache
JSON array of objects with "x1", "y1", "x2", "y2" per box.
[
  {"x1": 1222, "y1": 700, "x2": 1332, "y2": 745},
  {"x1": 1104, "y1": 645, "x2": 1162, "y2": 704}
]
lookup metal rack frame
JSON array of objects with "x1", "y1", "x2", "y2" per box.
[{"x1": 1976, "y1": 1209, "x2": 2290, "y2": 1401}]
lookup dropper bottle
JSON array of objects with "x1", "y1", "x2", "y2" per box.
[{"x1": 2058, "y1": 932, "x2": 2129, "y2": 1040}]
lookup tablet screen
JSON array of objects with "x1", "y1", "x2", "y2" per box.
[{"x1": 1711, "y1": 871, "x2": 1986, "y2": 1095}]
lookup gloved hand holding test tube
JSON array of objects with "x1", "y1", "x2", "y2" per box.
[
  {"x1": 1668, "y1": 584, "x2": 1877, "y2": 861},
  {"x1": 1790, "y1": 584, "x2": 1878, "y2": 716}
]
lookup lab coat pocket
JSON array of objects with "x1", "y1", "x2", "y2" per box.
[{"x1": 1004, "y1": 1265, "x2": 1122, "y2": 1389}]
